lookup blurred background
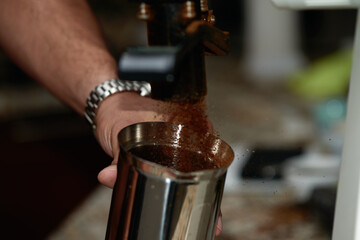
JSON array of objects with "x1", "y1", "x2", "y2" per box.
[{"x1": 0, "y1": 0, "x2": 356, "y2": 239}]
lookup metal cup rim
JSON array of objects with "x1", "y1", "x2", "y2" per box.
[{"x1": 118, "y1": 121, "x2": 234, "y2": 180}]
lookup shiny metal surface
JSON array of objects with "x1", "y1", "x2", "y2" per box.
[
  {"x1": 105, "y1": 122, "x2": 234, "y2": 240},
  {"x1": 84, "y1": 79, "x2": 151, "y2": 130}
]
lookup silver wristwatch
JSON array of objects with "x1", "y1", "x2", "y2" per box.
[{"x1": 84, "y1": 78, "x2": 151, "y2": 130}]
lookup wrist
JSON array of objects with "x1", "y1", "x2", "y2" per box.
[
  {"x1": 84, "y1": 78, "x2": 152, "y2": 130},
  {"x1": 78, "y1": 58, "x2": 118, "y2": 114}
]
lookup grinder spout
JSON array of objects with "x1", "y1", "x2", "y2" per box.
[{"x1": 118, "y1": 0, "x2": 230, "y2": 102}]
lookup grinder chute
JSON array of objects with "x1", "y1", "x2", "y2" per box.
[{"x1": 118, "y1": 0, "x2": 230, "y2": 102}]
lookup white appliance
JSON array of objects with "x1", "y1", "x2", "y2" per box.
[{"x1": 271, "y1": 0, "x2": 360, "y2": 239}]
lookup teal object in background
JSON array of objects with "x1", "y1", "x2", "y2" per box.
[
  {"x1": 314, "y1": 98, "x2": 346, "y2": 155},
  {"x1": 315, "y1": 98, "x2": 347, "y2": 129}
]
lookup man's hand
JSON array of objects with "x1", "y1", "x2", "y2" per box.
[{"x1": 95, "y1": 92, "x2": 168, "y2": 187}]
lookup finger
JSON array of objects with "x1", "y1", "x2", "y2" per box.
[
  {"x1": 215, "y1": 212, "x2": 223, "y2": 236},
  {"x1": 97, "y1": 164, "x2": 117, "y2": 188}
]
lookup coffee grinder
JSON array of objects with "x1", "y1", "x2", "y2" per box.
[{"x1": 117, "y1": 0, "x2": 229, "y2": 102}]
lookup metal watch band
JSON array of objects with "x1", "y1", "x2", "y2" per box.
[{"x1": 84, "y1": 78, "x2": 151, "y2": 130}]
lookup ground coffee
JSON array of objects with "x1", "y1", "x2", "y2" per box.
[{"x1": 152, "y1": 98, "x2": 219, "y2": 172}]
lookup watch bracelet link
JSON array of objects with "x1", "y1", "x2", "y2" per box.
[{"x1": 84, "y1": 78, "x2": 151, "y2": 130}]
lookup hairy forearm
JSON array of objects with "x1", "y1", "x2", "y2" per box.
[{"x1": 0, "y1": 0, "x2": 117, "y2": 114}]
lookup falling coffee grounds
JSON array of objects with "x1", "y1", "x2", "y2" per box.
[{"x1": 138, "y1": 98, "x2": 221, "y2": 172}]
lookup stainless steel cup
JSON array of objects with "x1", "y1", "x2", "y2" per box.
[{"x1": 105, "y1": 122, "x2": 234, "y2": 240}]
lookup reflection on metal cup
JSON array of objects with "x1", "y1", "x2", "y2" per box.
[{"x1": 105, "y1": 122, "x2": 234, "y2": 240}]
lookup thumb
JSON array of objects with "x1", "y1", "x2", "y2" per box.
[{"x1": 97, "y1": 159, "x2": 118, "y2": 188}]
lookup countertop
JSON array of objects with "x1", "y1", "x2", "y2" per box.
[{"x1": 48, "y1": 185, "x2": 329, "y2": 240}]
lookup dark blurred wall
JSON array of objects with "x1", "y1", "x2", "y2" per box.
[{"x1": 299, "y1": 9, "x2": 356, "y2": 59}]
